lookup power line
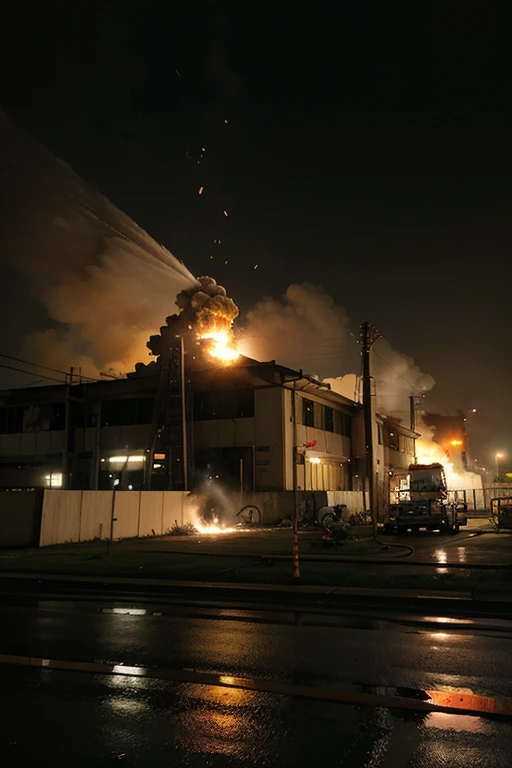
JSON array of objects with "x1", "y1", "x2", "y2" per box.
[
  {"x1": 0, "y1": 361, "x2": 65, "y2": 384},
  {"x1": 372, "y1": 349, "x2": 418, "y2": 391},
  {"x1": 0, "y1": 353, "x2": 99, "y2": 382}
]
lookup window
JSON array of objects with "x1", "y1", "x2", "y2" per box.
[
  {"x1": 0, "y1": 406, "x2": 25, "y2": 434},
  {"x1": 302, "y1": 398, "x2": 314, "y2": 427},
  {"x1": 324, "y1": 406, "x2": 334, "y2": 432},
  {"x1": 101, "y1": 398, "x2": 155, "y2": 427},
  {"x1": 378, "y1": 424, "x2": 383, "y2": 445},
  {"x1": 388, "y1": 430, "x2": 399, "y2": 450},
  {"x1": 193, "y1": 389, "x2": 254, "y2": 420},
  {"x1": 333, "y1": 411, "x2": 351, "y2": 436},
  {"x1": 399, "y1": 436, "x2": 413, "y2": 454}
]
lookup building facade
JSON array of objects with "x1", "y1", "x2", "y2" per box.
[{"x1": 0, "y1": 356, "x2": 418, "y2": 514}]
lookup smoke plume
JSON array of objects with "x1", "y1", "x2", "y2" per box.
[
  {"x1": 239, "y1": 283, "x2": 435, "y2": 417},
  {"x1": 0, "y1": 111, "x2": 196, "y2": 376},
  {"x1": 238, "y1": 283, "x2": 351, "y2": 377},
  {"x1": 175, "y1": 276, "x2": 239, "y2": 336},
  {"x1": 416, "y1": 417, "x2": 483, "y2": 490}
]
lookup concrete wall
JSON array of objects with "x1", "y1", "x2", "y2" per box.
[
  {"x1": 0, "y1": 489, "x2": 43, "y2": 547},
  {"x1": 193, "y1": 387, "x2": 285, "y2": 491},
  {"x1": 40, "y1": 490, "x2": 82, "y2": 546},
  {"x1": 39, "y1": 490, "x2": 191, "y2": 546},
  {"x1": 79, "y1": 491, "x2": 112, "y2": 542},
  {"x1": 254, "y1": 388, "x2": 285, "y2": 490}
]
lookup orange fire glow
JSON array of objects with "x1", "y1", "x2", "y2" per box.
[{"x1": 200, "y1": 330, "x2": 240, "y2": 363}]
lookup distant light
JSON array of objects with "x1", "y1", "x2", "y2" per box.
[
  {"x1": 496, "y1": 453, "x2": 503, "y2": 459},
  {"x1": 109, "y1": 455, "x2": 145, "y2": 464},
  {"x1": 450, "y1": 440, "x2": 463, "y2": 447},
  {"x1": 45, "y1": 473, "x2": 62, "y2": 488},
  {"x1": 154, "y1": 453, "x2": 166, "y2": 460},
  {"x1": 471, "y1": 408, "x2": 477, "y2": 413},
  {"x1": 309, "y1": 457, "x2": 321, "y2": 464},
  {"x1": 113, "y1": 479, "x2": 120, "y2": 487},
  {"x1": 128, "y1": 485, "x2": 133, "y2": 490}
]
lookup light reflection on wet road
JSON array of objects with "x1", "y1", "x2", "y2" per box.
[{"x1": 1, "y1": 601, "x2": 512, "y2": 766}]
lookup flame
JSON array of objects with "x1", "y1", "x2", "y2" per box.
[
  {"x1": 194, "y1": 521, "x2": 236, "y2": 534},
  {"x1": 200, "y1": 330, "x2": 240, "y2": 363}
]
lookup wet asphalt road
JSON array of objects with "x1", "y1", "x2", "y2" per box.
[{"x1": 1, "y1": 595, "x2": 512, "y2": 766}]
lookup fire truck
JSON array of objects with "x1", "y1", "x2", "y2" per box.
[{"x1": 383, "y1": 462, "x2": 468, "y2": 535}]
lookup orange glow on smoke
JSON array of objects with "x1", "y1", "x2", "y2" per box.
[{"x1": 199, "y1": 330, "x2": 240, "y2": 363}]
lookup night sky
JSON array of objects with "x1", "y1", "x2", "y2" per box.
[{"x1": 0, "y1": 4, "x2": 510, "y2": 463}]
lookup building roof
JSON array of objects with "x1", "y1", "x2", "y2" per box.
[{"x1": 0, "y1": 356, "x2": 359, "y2": 411}]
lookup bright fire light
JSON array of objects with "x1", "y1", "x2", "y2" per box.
[
  {"x1": 200, "y1": 330, "x2": 240, "y2": 363},
  {"x1": 194, "y1": 521, "x2": 236, "y2": 534},
  {"x1": 450, "y1": 439, "x2": 463, "y2": 447}
]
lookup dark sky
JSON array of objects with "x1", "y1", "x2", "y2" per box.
[{"x1": 0, "y1": 3, "x2": 510, "y2": 463}]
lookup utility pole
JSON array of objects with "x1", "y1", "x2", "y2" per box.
[
  {"x1": 63, "y1": 367, "x2": 74, "y2": 490},
  {"x1": 409, "y1": 394, "x2": 417, "y2": 464},
  {"x1": 180, "y1": 335, "x2": 189, "y2": 491},
  {"x1": 360, "y1": 322, "x2": 381, "y2": 537},
  {"x1": 291, "y1": 382, "x2": 300, "y2": 581}
]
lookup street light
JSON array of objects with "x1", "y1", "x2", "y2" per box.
[{"x1": 495, "y1": 452, "x2": 504, "y2": 479}]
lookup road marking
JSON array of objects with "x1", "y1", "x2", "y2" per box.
[{"x1": 1, "y1": 652, "x2": 511, "y2": 719}]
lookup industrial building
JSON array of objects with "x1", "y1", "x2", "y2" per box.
[{"x1": 0, "y1": 350, "x2": 418, "y2": 507}]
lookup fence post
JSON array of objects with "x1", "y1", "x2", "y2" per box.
[
  {"x1": 106, "y1": 490, "x2": 116, "y2": 555},
  {"x1": 137, "y1": 491, "x2": 142, "y2": 537}
]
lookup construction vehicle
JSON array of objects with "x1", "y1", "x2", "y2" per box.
[{"x1": 383, "y1": 462, "x2": 468, "y2": 535}]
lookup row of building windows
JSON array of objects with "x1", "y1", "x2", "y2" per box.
[
  {"x1": 193, "y1": 390, "x2": 255, "y2": 420},
  {"x1": 0, "y1": 393, "x2": 350, "y2": 435},
  {"x1": 302, "y1": 398, "x2": 351, "y2": 437},
  {"x1": 377, "y1": 424, "x2": 414, "y2": 454},
  {"x1": 101, "y1": 398, "x2": 154, "y2": 427},
  {"x1": 0, "y1": 398, "x2": 155, "y2": 433}
]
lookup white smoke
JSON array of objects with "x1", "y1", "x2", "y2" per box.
[
  {"x1": 0, "y1": 111, "x2": 196, "y2": 376},
  {"x1": 371, "y1": 339, "x2": 436, "y2": 417},
  {"x1": 416, "y1": 417, "x2": 483, "y2": 491},
  {"x1": 238, "y1": 283, "x2": 352, "y2": 377},
  {"x1": 240, "y1": 283, "x2": 435, "y2": 417}
]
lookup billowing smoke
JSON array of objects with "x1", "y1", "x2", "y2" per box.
[
  {"x1": 238, "y1": 283, "x2": 352, "y2": 376},
  {"x1": 416, "y1": 417, "x2": 483, "y2": 491},
  {"x1": 0, "y1": 111, "x2": 196, "y2": 376},
  {"x1": 239, "y1": 283, "x2": 435, "y2": 417},
  {"x1": 175, "y1": 276, "x2": 239, "y2": 336},
  {"x1": 370, "y1": 339, "x2": 435, "y2": 416},
  {"x1": 140, "y1": 276, "x2": 240, "y2": 369}
]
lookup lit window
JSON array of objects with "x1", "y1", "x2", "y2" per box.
[{"x1": 45, "y1": 473, "x2": 63, "y2": 488}]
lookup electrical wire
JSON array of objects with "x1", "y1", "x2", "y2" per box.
[
  {"x1": 0, "y1": 361, "x2": 65, "y2": 384},
  {"x1": 0, "y1": 353, "x2": 99, "y2": 382},
  {"x1": 372, "y1": 349, "x2": 419, "y2": 391}
]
